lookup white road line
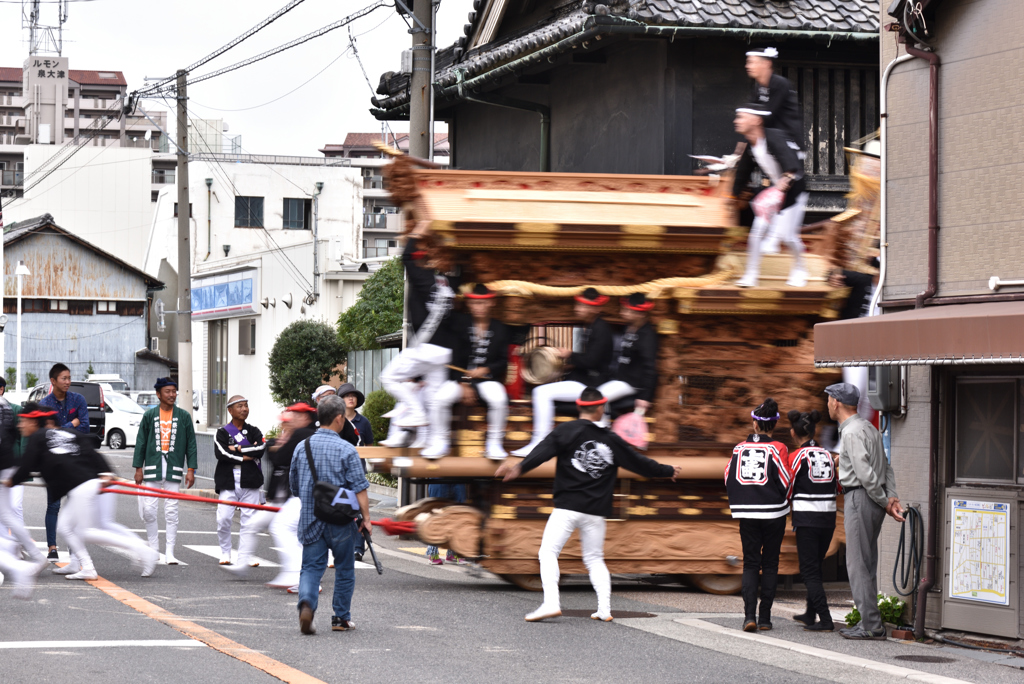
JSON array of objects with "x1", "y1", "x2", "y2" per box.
[
  {"x1": 677, "y1": 618, "x2": 974, "y2": 684},
  {"x1": 0, "y1": 640, "x2": 205, "y2": 649},
  {"x1": 101, "y1": 546, "x2": 188, "y2": 566},
  {"x1": 25, "y1": 527, "x2": 264, "y2": 537},
  {"x1": 183, "y1": 545, "x2": 280, "y2": 567}
]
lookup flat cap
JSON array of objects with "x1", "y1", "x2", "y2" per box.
[{"x1": 824, "y1": 382, "x2": 860, "y2": 407}]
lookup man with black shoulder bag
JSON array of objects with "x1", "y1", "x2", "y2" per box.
[{"x1": 289, "y1": 395, "x2": 372, "y2": 635}]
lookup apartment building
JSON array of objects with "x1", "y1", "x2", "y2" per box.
[
  {"x1": 320, "y1": 132, "x2": 449, "y2": 258},
  {"x1": 0, "y1": 60, "x2": 170, "y2": 200}
]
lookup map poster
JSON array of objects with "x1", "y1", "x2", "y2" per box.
[{"x1": 949, "y1": 499, "x2": 1011, "y2": 606}]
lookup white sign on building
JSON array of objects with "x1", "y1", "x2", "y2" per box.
[{"x1": 948, "y1": 499, "x2": 1010, "y2": 606}]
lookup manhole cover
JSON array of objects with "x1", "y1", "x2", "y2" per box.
[
  {"x1": 893, "y1": 655, "x2": 956, "y2": 664},
  {"x1": 559, "y1": 610, "x2": 655, "y2": 619}
]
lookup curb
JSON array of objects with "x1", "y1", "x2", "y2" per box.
[{"x1": 369, "y1": 484, "x2": 398, "y2": 498}]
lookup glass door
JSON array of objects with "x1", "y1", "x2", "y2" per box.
[{"x1": 208, "y1": 319, "x2": 228, "y2": 427}]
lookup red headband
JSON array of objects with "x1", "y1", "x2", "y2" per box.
[
  {"x1": 286, "y1": 403, "x2": 317, "y2": 413},
  {"x1": 576, "y1": 398, "x2": 608, "y2": 407},
  {"x1": 411, "y1": 250, "x2": 428, "y2": 259},
  {"x1": 465, "y1": 291, "x2": 495, "y2": 299},
  {"x1": 621, "y1": 297, "x2": 655, "y2": 311},
  {"x1": 575, "y1": 294, "x2": 609, "y2": 306},
  {"x1": 21, "y1": 410, "x2": 57, "y2": 419}
]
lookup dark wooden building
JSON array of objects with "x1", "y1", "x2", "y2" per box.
[{"x1": 372, "y1": 0, "x2": 880, "y2": 218}]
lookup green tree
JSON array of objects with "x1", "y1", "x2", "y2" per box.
[
  {"x1": 25, "y1": 372, "x2": 38, "y2": 389},
  {"x1": 336, "y1": 256, "x2": 404, "y2": 357},
  {"x1": 267, "y1": 320, "x2": 345, "y2": 406},
  {"x1": 5, "y1": 367, "x2": 15, "y2": 386},
  {"x1": 85, "y1": 363, "x2": 95, "y2": 380}
]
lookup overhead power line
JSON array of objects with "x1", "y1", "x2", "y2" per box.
[
  {"x1": 185, "y1": 1, "x2": 386, "y2": 88},
  {"x1": 138, "y1": 0, "x2": 310, "y2": 96}
]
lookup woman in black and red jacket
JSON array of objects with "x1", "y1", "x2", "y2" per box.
[
  {"x1": 787, "y1": 409, "x2": 838, "y2": 632},
  {"x1": 725, "y1": 398, "x2": 792, "y2": 632}
]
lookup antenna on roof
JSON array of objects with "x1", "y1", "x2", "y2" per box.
[{"x1": 23, "y1": 0, "x2": 69, "y2": 56}]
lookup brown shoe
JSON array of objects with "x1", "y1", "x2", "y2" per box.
[
  {"x1": 742, "y1": 619, "x2": 757, "y2": 632},
  {"x1": 299, "y1": 602, "x2": 315, "y2": 635}
]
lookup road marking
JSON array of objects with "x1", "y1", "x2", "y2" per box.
[
  {"x1": 100, "y1": 545, "x2": 188, "y2": 566},
  {"x1": 0, "y1": 640, "x2": 204, "y2": 649},
  {"x1": 677, "y1": 618, "x2": 973, "y2": 684},
  {"x1": 83, "y1": 574, "x2": 328, "y2": 684},
  {"x1": 183, "y1": 545, "x2": 279, "y2": 567},
  {"x1": 26, "y1": 527, "x2": 263, "y2": 537}
]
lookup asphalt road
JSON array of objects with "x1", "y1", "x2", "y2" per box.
[{"x1": 1, "y1": 449, "x2": 1019, "y2": 684}]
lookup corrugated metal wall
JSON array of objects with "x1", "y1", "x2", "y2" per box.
[{"x1": 347, "y1": 348, "x2": 398, "y2": 399}]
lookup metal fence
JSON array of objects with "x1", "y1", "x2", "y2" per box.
[{"x1": 347, "y1": 348, "x2": 399, "y2": 399}]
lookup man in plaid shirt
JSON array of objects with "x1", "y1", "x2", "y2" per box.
[{"x1": 289, "y1": 395, "x2": 371, "y2": 635}]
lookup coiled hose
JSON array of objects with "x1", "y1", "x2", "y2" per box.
[{"x1": 892, "y1": 505, "x2": 924, "y2": 598}]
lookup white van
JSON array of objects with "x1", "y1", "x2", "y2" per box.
[
  {"x1": 104, "y1": 391, "x2": 145, "y2": 449},
  {"x1": 87, "y1": 374, "x2": 129, "y2": 394}
]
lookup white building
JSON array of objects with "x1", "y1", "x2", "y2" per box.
[{"x1": 147, "y1": 153, "x2": 373, "y2": 431}]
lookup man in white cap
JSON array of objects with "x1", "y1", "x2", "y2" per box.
[
  {"x1": 825, "y1": 382, "x2": 904, "y2": 640},
  {"x1": 214, "y1": 395, "x2": 266, "y2": 568},
  {"x1": 731, "y1": 104, "x2": 808, "y2": 288}
]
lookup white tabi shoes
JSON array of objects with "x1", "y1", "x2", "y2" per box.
[
  {"x1": 511, "y1": 440, "x2": 541, "y2": 458},
  {"x1": 525, "y1": 604, "x2": 562, "y2": 622},
  {"x1": 485, "y1": 439, "x2": 508, "y2": 460}
]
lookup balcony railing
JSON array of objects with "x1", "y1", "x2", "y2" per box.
[
  {"x1": 363, "y1": 176, "x2": 385, "y2": 190},
  {"x1": 363, "y1": 214, "x2": 387, "y2": 229},
  {"x1": 1, "y1": 170, "x2": 23, "y2": 186},
  {"x1": 152, "y1": 169, "x2": 175, "y2": 184},
  {"x1": 362, "y1": 246, "x2": 393, "y2": 258}
]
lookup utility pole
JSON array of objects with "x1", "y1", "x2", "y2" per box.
[
  {"x1": 175, "y1": 69, "x2": 194, "y2": 418},
  {"x1": 407, "y1": 0, "x2": 433, "y2": 159}
]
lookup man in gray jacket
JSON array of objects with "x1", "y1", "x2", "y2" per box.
[{"x1": 825, "y1": 382, "x2": 904, "y2": 640}]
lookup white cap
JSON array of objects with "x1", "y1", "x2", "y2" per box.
[
  {"x1": 311, "y1": 385, "x2": 336, "y2": 402},
  {"x1": 736, "y1": 106, "x2": 771, "y2": 117},
  {"x1": 746, "y1": 47, "x2": 779, "y2": 59}
]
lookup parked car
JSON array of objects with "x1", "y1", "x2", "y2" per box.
[
  {"x1": 103, "y1": 391, "x2": 145, "y2": 449},
  {"x1": 27, "y1": 381, "x2": 106, "y2": 442},
  {"x1": 133, "y1": 391, "x2": 159, "y2": 410},
  {"x1": 87, "y1": 374, "x2": 130, "y2": 394}
]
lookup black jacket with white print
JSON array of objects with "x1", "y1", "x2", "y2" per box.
[{"x1": 214, "y1": 422, "x2": 266, "y2": 493}]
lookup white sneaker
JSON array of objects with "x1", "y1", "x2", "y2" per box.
[
  {"x1": 394, "y1": 409, "x2": 428, "y2": 428},
  {"x1": 591, "y1": 611, "x2": 613, "y2": 622},
  {"x1": 218, "y1": 556, "x2": 231, "y2": 565},
  {"x1": 380, "y1": 431, "x2": 414, "y2": 448},
  {"x1": 511, "y1": 440, "x2": 541, "y2": 457},
  {"x1": 165, "y1": 551, "x2": 179, "y2": 565},
  {"x1": 222, "y1": 563, "x2": 250, "y2": 579},
  {"x1": 53, "y1": 562, "x2": 81, "y2": 575},
  {"x1": 419, "y1": 443, "x2": 449, "y2": 460},
  {"x1": 525, "y1": 605, "x2": 561, "y2": 622},
  {"x1": 140, "y1": 548, "x2": 158, "y2": 577},
  {"x1": 485, "y1": 440, "x2": 508, "y2": 460},
  {"x1": 736, "y1": 275, "x2": 758, "y2": 288},
  {"x1": 785, "y1": 268, "x2": 808, "y2": 288},
  {"x1": 65, "y1": 567, "x2": 99, "y2": 581}
]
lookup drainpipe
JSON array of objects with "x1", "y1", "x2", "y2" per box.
[
  {"x1": 462, "y1": 91, "x2": 550, "y2": 172},
  {"x1": 904, "y1": 42, "x2": 941, "y2": 640},
  {"x1": 915, "y1": 369, "x2": 940, "y2": 640},
  {"x1": 868, "y1": 52, "x2": 915, "y2": 315},
  {"x1": 312, "y1": 181, "x2": 323, "y2": 302},
  {"x1": 906, "y1": 44, "x2": 940, "y2": 309},
  {"x1": 204, "y1": 178, "x2": 213, "y2": 261}
]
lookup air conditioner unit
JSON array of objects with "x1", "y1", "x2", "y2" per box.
[{"x1": 150, "y1": 337, "x2": 161, "y2": 354}]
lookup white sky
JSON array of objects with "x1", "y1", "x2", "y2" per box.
[{"x1": 0, "y1": 0, "x2": 474, "y2": 155}]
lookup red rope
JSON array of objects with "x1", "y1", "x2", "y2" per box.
[
  {"x1": 101, "y1": 484, "x2": 282, "y2": 512},
  {"x1": 371, "y1": 519, "x2": 416, "y2": 535}
]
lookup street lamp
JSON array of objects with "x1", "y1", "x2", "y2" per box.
[{"x1": 15, "y1": 260, "x2": 30, "y2": 393}]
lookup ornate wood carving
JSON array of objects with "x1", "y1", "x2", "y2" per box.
[{"x1": 415, "y1": 505, "x2": 485, "y2": 558}]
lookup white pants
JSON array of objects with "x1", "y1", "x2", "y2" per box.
[
  {"x1": 138, "y1": 480, "x2": 180, "y2": 553},
  {"x1": 743, "y1": 191, "x2": 808, "y2": 283},
  {"x1": 429, "y1": 380, "x2": 508, "y2": 448},
  {"x1": 538, "y1": 508, "x2": 611, "y2": 613},
  {"x1": 527, "y1": 380, "x2": 586, "y2": 443},
  {"x1": 217, "y1": 469, "x2": 261, "y2": 560},
  {"x1": 97, "y1": 490, "x2": 152, "y2": 558},
  {"x1": 242, "y1": 496, "x2": 302, "y2": 579},
  {"x1": 381, "y1": 342, "x2": 452, "y2": 442},
  {"x1": 0, "y1": 467, "x2": 43, "y2": 562},
  {"x1": 62, "y1": 479, "x2": 154, "y2": 572}
]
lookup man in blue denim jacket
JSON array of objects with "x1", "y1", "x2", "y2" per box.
[
  {"x1": 290, "y1": 394, "x2": 371, "y2": 635},
  {"x1": 39, "y1": 363, "x2": 89, "y2": 561}
]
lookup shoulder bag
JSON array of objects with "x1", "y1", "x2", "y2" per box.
[{"x1": 304, "y1": 437, "x2": 359, "y2": 525}]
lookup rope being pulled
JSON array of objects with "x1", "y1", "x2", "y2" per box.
[{"x1": 484, "y1": 266, "x2": 737, "y2": 298}]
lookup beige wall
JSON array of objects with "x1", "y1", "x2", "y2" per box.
[{"x1": 883, "y1": 0, "x2": 1024, "y2": 301}]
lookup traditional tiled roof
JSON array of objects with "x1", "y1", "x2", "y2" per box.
[
  {"x1": 320, "y1": 133, "x2": 449, "y2": 156},
  {"x1": 374, "y1": 0, "x2": 879, "y2": 117},
  {"x1": 0, "y1": 67, "x2": 21, "y2": 83}
]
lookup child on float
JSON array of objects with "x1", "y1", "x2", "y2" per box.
[{"x1": 725, "y1": 397, "x2": 793, "y2": 632}]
